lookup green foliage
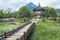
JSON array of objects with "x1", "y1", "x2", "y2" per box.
[
  {"x1": 18, "y1": 17, "x2": 29, "y2": 23},
  {"x1": 16, "y1": 6, "x2": 33, "y2": 22},
  {"x1": 30, "y1": 10, "x2": 34, "y2": 18},
  {"x1": 27, "y1": 20, "x2": 60, "y2": 40},
  {"x1": 0, "y1": 20, "x2": 25, "y2": 35},
  {"x1": 0, "y1": 22, "x2": 20, "y2": 34},
  {"x1": 45, "y1": 6, "x2": 57, "y2": 20},
  {"x1": 5, "y1": 8, "x2": 12, "y2": 18},
  {"x1": 0, "y1": 6, "x2": 34, "y2": 19},
  {"x1": 0, "y1": 8, "x2": 17, "y2": 19},
  {"x1": 0, "y1": 10, "x2": 4, "y2": 19},
  {"x1": 18, "y1": 6, "x2": 31, "y2": 18}
]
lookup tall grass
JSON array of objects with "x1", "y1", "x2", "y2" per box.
[
  {"x1": 0, "y1": 22, "x2": 20, "y2": 35},
  {"x1": 27, "y1": 20, "x2": 60, "y2": 40},
  {"x1": 0, "y1": 19, "x2": 25, "y2": 35}
]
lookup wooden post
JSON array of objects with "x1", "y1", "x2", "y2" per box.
[
  {"x1": 4, "y1": 32, "x2": 7, "y2": 38},
  {"x1": 13, "y1": 29, "x2": 14, "y2": 33},
  {"x1": 24, "y1": 32, "x2": 26, "y2": 40},
  {"x1": 16, "y1": 38, "x2": 19, "y2": 40}
]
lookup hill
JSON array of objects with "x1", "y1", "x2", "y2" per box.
[
  {"x1": 56, "y1": 9, "x2": 60, "y2": 16},
  {"x1": 26, "y1": 2, "x2": 37, "y2": 10},
  {"x1": 56, "y1": 9, "x2": 60, "y2": 13}
]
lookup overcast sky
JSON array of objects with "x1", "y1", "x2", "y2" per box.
[{"x1": 0, "y1": 0, "x2": 60, "y2": 11}]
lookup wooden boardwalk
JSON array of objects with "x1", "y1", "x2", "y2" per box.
[{"x1": 5, "y1": 22, "x2": 35, "y2": 40}]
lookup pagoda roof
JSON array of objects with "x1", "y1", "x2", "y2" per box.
[{"x1": 33, "y1": 3, "x2": 46, "y2": 11}]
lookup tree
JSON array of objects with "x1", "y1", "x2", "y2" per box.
[
  {"x1": 30, "y1": 10, "x2": 34, "y2": 18},
  {"x1": 11, "y1": 11, "x2": 18, "y2": 18},
  {"x1": 4, "y1": 9, "x2": 17, "y2": 18},
  {"x1": 18, "y1": 6, "x2": 31, "y2": 18},
  {"x1": 0, "y1": 10, "x2": 4, "y2": 19},
  {"x1": 6, "y1": 8, "x2": 12, "y2": 18},
  {"x1": 45, "y1": 6, "x2": 57, "y2": 20},
  {"x1": 17, "y1": 6, "x2": 31, "y2": 22}
]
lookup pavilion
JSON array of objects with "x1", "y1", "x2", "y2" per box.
[{"x1": 33, "y1": 3, "x2": 46, "y2": 19}]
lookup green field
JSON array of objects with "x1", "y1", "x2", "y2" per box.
[
  {"x1": 0, "y1": 21, "x2": 24, "y2": 35},
  {"x1": 0, "y1": 22, "x2": 19, "y2": 35},
  {"x1": 27, "y1": 20, "x2": 60, "y2": 40}
]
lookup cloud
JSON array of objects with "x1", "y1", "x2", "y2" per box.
[
  {"x1": 0, "y1": 0, "x2": 27, "y2": 11},
  {"x1": 0, "y1": 0, "x2": 60, "y2": 11},
  {"x1": 50, "y1": 0, "x2": 60, "y2": 9}
]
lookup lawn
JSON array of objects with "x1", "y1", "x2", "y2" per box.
[{"x1": 27, "y1": 20, "x2": 60, "y2": 40}]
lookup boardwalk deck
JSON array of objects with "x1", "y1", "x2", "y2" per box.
[{"x1": 5, "y1": 22, "x2": 34, "y2": 40}]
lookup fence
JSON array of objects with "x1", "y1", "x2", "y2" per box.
[
  {"x1": 0, "y1": 22, "x2": 31, "y2": 40},
  {"x1": 17, "y1": 22, "x2": 36, "y2": 40}
]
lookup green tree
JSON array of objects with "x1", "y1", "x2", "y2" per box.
[
  {"x1": 18, "y1": 6, "x2": 31, "y2": 18},
  {"x1": 45, "y1": 6, "x2": 57, "y2": 20},
  {"x1": 0, "y1": 10, "x2": 4, "y2": 19},
  {"x1": 17, "y1": 6, "x2": 31, "y2": 22},
  {"x1": 30, "y1": 10, "x2": 34, "y2": 18},
  {"x1": 8, "y1": 8, "x2": 11, "y2": 18},
  {"x1": 4, "y1": 9, "x2": 17, "y2": 18}
]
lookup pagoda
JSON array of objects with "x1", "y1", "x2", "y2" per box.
[{"x1": 33, "y1": 3, "x2": 46, "y2": 19}]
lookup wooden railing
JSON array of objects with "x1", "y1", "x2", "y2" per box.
[
  {"x1": 0, "y1": 22, "x2": 31, "y2": 40},
  {"x1": 16, "y1": 22, "x2": 36, "y2": 40}
]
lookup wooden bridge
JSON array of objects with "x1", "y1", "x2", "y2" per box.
[{"x1": 0, "y1": 22, "x2": 36, "y2": 40}]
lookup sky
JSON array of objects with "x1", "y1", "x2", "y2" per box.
[{"x1": 0, "y1": 0, "x2": 60, "y2": 11}]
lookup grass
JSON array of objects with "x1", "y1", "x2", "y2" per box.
[
  {"x1": 27, "y1": 20, "x2": 60, "y2": 40},
  {"x1": 0, "y1": 19, "x2": 26, "y2": 35},
  {"x1": 0, "y1": 22, "x2": 20, "y2": 35}
]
